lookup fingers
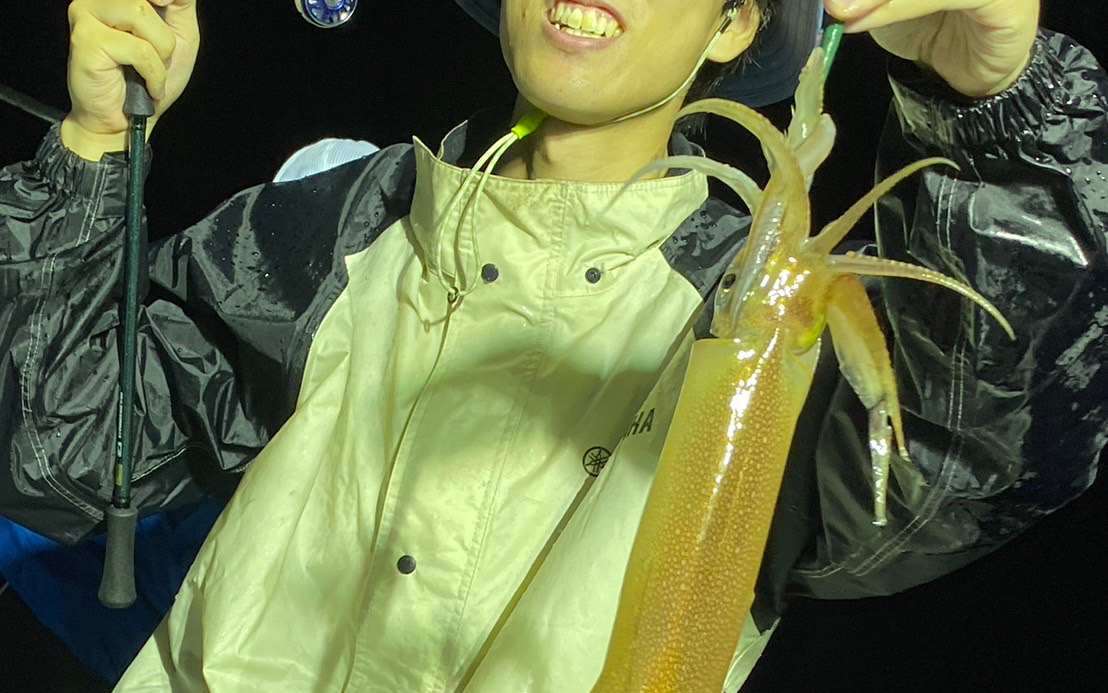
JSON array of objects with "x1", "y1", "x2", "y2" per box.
[
  {"x1": 71, "y1": 0, "x2": 177, "y2": 61},
  {"x1": 68, "y1": 6, "x2": 170, "y2": 100},
  {"x1": 99, "y1": 22, "x2": 170, "y2": 99},
  {"x1": 823, "y1": 0, "x2": 985, "y2": 33}
]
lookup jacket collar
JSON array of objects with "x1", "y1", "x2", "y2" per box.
[{"x1": 408, "y1": 114, "x2": 710, "y2": 296}]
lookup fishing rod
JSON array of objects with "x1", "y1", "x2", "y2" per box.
[
  {"x1": 96, "y1": 41, "x2": 159, "y2": 611},
  {"x1": 0, "y1": 24, "x2": 148, "y2": 612},
  {"x1": 0, "y1": 84, "x2": 64, "y2": 124},
  {"x1": 94, "y1": 0, "x2": 362, "y2": 610}
]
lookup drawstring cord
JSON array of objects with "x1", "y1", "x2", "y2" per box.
[
  {"x1": 609, "y1": 9, "x2": 737, "y2": 124},
  {"x1": 431, "y1": 110, "x2": 547, "y2": 301}
]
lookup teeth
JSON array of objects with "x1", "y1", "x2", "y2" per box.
[
  {"x1": 581, "y1": 10, "x2": 596, "y2": 33},
  {"x1": 549, "y1": 2, "x2": 623, "y2": 38},
  {"x1": 560, "y1": 26, "x2": 602, "y2": 38},
  {"x1": 567, "y1": 7, "x2": 584, "y2": 30}
]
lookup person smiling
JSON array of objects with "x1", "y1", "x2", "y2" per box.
[{"x1": 1, "y1": 1, "x2": 1105, "y2": 691}]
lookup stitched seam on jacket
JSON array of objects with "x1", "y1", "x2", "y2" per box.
[
  {"x1": 854, "y1": 335, "x2": 968, "y2": 575},
  {"x1": 20, "y1": 162, "x2": 109, "y2": 519},
  {"x1": 130, "y1": 444, "x2": 191, "y2": 483},
  {"x1": 76, "y1": 165, "x2": 102, "y2": 245},
  {"x1": 22, "y1": 263, "x2": 102, "y2": 517}
]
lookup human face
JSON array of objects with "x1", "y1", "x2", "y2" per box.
[{"x1": 499, "y1": 1, "x2": 758, "y2": 126}]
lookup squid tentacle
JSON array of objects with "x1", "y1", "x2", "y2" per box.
[
  {"x1": 807, "y1": 157, "x2": 959, "y2": 256},
  {"x1": 824, "y1": 274, "x2": 909, "y2": 527},
  {"x1": 826, "y1": 252, "x2": 1016, "y2": 339},
  {"x1": 788, "y1": 48, "x2": 836, "y2": 187},
  {"x1": 593, "y1": 156, "x2": 764, "y2": 225},
  {"x1": 793, "y1": 114, "x2": 837, "y2": 189},
  {"x1": 678, "y1": 98, "x2": 806, "y2": 197}
]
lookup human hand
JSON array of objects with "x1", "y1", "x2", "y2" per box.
[
  {"x1": 824, "y1": 0, "x2": 1040, "y2": 98},
  {"x1": 61, "y1": 0, "x2": 200, "y2": 161}
]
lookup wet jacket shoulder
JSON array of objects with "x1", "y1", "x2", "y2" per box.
[
  {"x1": 0, "y1": 132, "x2": 417, "y2": 543},
  {"x1": 758, "y1": 30, "x2": 1107, "y2": 617}
]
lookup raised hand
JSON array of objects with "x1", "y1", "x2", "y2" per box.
[
  {"x1": 62, "y1": 0, "x2": 200, "y2": 160},
  {"x1": 824, "y1": 0, "x2": 1040, "y2": 97}
]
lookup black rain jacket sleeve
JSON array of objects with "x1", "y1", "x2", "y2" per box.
[
  {"x1": 0, "y1": 133, "x2": 413, "y2": 544},
  {"x1": 758, "y1": 30, "x2": 1107, "y2": 612}
]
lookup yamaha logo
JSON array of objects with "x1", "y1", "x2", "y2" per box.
[{"x1": 582, "y1": 447, "x2": 611, "y2": 477}]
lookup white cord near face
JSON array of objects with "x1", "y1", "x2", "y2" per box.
[{"x1": 609, "y1": 7, "x2": 740, "y2": 124}]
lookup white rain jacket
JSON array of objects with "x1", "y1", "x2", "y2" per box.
[{"x1": 113, "y1": 120, "x2": 774, "y2": 691}]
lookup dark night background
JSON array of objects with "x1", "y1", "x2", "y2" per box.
[{"x1": 1, "y1": 1, "x2": 1106, "y2": 691}]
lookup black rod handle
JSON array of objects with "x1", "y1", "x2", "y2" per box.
[
  {"x1": 98, "y1": 505, "x2": 139, "y2": 609},
  {"x1": 123, "y1": 6, "x2": 166, "y2": 118},
  {"x1": 123, "y1": 67, "x2": 156, "y2": 118}
]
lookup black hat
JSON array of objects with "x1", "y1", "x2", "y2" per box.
[{"x1": 454, "y1": 0, "x2": 826, "y2": 107}]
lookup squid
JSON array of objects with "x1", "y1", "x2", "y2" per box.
[{"x1": 590, "y1": 48, "x2": 1015, "y2": 693}]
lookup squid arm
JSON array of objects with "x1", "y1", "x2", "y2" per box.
[
  {"x1": 826, "y1": 252, "x2": 1017, "y2": 341},
  {"x1": 824, "y1": 274, "x2": 907, "y2": 527},
  {"x1": 594, "y1": 156, "x2": 764, "y2": 222},
  {"x1": 807, "y1": 156, "x2": 960, "y2": 256}
]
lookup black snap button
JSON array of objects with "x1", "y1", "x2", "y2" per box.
[
  {"x1": 481, "y1": 263, "x2": 500, "y2": 283},
  {"x1": 397, "y1": 555, "x2": 417, "y2": 574},
  {"x1": 585, "y1": 268, "x2": 603, "y2": 284}
]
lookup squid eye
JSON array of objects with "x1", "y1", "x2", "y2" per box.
[
  {"x1": 297, "y1": 0, "x2": 358, "y2": 28},
  {"x1": 721, "y1": 274, "x2": 737, "y2": 291}
]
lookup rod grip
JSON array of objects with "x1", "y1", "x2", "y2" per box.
[
  {"x1": 98, "y1": 505, "x2": 139, "y2": 609},
  {"x1": 122, "y1": 6, "x2": 167, "y2": 118},
  {"x1": 123, "y1": 67, "x2": 156, "y2": 119}
]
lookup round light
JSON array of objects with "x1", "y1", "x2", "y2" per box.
[{"x1": 297, "y1": 0, "x2": 357, "y2": 28}]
